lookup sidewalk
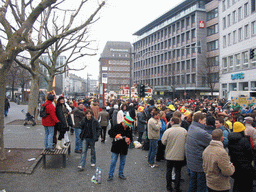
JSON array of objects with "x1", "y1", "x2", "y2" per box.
[{"x1": 1, "y1": 102, "x2": 183, "y2": 192}]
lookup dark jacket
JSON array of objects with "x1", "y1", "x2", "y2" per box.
[
  {"x1": 228, "y1": 132, "x2": 254, "y2": 179},
  {"x1": 137, "y1": 111, "x2": 147, "y2": 133},
  {"x1": 108, "y1": 123, "x2": 133, "y2": 155},
  {"x1": 112, "y1": 109, "x2": 118, "y2": 126},
  {"x1": 5, "y1": 99, "x2": 10, "y2": 110},
  {"x1": 73, "y1": 107, "x2": 85, "y2": 128},
  {"x1": 129, "y1": 106, "x2": 136, "y2": 120},
  {"x1": 80, "y1": 117, "x2": 101, "y2": 142},
  {"x1": 56, "y1": 103, "x2": 69, "y2": 131}
]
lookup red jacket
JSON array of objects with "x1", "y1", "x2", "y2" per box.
[{"x1": 42, "y1": 100, "x2": 59, "y2": 126}]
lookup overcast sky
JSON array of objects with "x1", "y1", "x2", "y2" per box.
[{"x1": 72, "y1": 0, "x2": 184, "y2": 79}]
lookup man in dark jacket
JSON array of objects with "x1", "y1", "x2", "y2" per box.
[
  {"x1": 73, "y1": 102, "x2": 85, "y2": 153},
  {"x1": 107, "y1": 116, "x2": 134, "y2": 181},
  {"x1": 4, "y1": 97, "x2": 10, "y2": 117},
  {"x1": 78, "y1": 109, "x2": 101, "y2": 171}
]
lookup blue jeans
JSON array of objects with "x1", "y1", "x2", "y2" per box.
[
  {"x1": 188, "y1": 170, "x2": 207, "y2": 192},
  {"x1": 4, "y1": 109, "x2": 8, "y2": 117},
  {"x1": 108, "y1": 152, "x2": 127, "y2": 177},
  {"x1": 44, "y1": 126, "x2": 54, "y2": 149},
  {"x1": 79, "y1": 138, "x2": 96, "y2": 168},
  {"x1": 148, "y1": 139, "x2": 158, "y2": 165},
  {"x1": 74, "y1": 128, "x2": 82, "y2": 151}
]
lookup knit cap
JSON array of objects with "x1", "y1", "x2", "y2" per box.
[
  {"x1": 233, "y1": 122, "x2": 245, "y2": 133},
  {"x1": 123, "y1": 116, "x2": 134, "y2": 127}
]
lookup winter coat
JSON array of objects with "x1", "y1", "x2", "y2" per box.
[
  {"x1": 73, "y1": 107, "x2": 85, "y2": 128},
  {"x1": 147, "y1": 117, "x2": 162, "y2": 140},
  {"x1": 219, "y1": 125, "x2": 230, "y2": 148},
  {"x1": 80, "y1": 117, "x2": 101, "y2": 142},
  {"x1": 161, "y1": 124, "x2": 187, "y2": 161},
  {"x1": 204, "y1": 125, "x2": 215, "y2": 135},
  {"x1": 245, "y1": 123, "x2": 256, "y2": 149},
  {"x1": 55, "y1": 103, "x2": 70, "y2": 131},
  {"x1": 91, "y1": 104, "x2": 100, "y2": 120},
  {"x1": 5, "y1": 99, "x2": 10, "y2": 110},
  {"x1": 108, "y1": 123, "x2": 133, "y2": 155},
  {"x1": 203, "y1": 140, "x2": 235, "y2": 191},
  {"x1": 159, "y1": 119, "x2": 166, "y2": 140},
  {"x1": 42, "y1": 100, "x2": 59, "y2": 127},
  {"x1": 98, "y1": 110, "x2": 109, "y2": 127},
  {"x1": 117, "y1": 110, "x2": 130, "y2": 124},
  {"x1": 185, "y1": 121, "x2": 212, "y2": 172},
  {"x1": 228, "y1": 132, "x2": 254, "y2": 179},
  {"x1": 129, "y1": 106, "x2": 136, "y2": 120},
  {"x1": 112, "y1": 109, "x2": 118, "y2": 127},
  {"x1": 137, "y1": 111, "x2": 147, "y2": 133}
]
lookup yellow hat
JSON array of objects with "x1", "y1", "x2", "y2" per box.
[
  {"x1": 168, "y1": 104, "x2": 175, "y2": 111},
  {"x1": 233, "y1": 122, "x2": 245, "y2": 133},
  {"x1": 138, "y1": 106, "x2": 144, "y2": 112}
]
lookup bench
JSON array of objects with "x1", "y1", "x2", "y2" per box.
[{"x1": 41, "y1": 143, "x2": 71, "y2": 169}]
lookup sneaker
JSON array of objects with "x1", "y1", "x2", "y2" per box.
[
  {"x1": 107, "y1": 176, "x2": 113, "y2": 181},
  {"x1": 77, "y1": 166, "x2": 84, "y2": 171},
  {"x1": 119, "y1": 175, "x2": 127, "y2": 180},
  {"x1": 91, "y1": 164, "x2": 95, "y2": 167},
  {"x1": 151, "y1": 164, "x2": 159, "y2": 168}
]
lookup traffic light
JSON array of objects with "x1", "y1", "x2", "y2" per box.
[
  {"x1": 250, "y1": 48, "x2": 255, "y2": 59},
  {"x1": 138, "y1": 84, "x2": 145, "y2": 98}
]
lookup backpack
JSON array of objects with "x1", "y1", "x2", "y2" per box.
[{"x1": 40, "y1": 104, "x2": 49, "y2": 118}]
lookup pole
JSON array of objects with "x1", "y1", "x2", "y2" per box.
[{"x1": 129, "y1": 48, "x2": 132, "y2": 101}]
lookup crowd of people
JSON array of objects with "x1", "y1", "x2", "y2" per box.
[{"x1": 41, "y1": 92, "x2": 256, "y2": 192}]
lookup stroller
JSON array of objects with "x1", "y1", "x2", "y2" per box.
[{"x1": 21, "y1": 109, "x2": 36, "y2": 126}]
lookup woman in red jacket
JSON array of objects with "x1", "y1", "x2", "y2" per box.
[{"x1": 42, "y1": 94, "x2": 59, "y2": 152}]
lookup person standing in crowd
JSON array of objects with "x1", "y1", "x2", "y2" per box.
[
  {"x1": 147, "y1": 110, "x2": 162, "y2": 168},
  {"x1": 55, "y1": 96, "x2": 70, "y2": 150},
  {"x1": 72, "y1": 98, "x2": 77, "y2": 108},
  {"x1": 215, "y1": 117, "x2": 229, "y2": 149},
  {"x1": 156, "y1": 111, "x2": 167, "y2": 162},
  {"x1": 228, "y1": 121, "x2": 254, "y2": 192},
  {"x1": 73, "y1": 102, "x2": 85, "y2": 153},
  {"x1": 91, "y1": 101, "x2": 100, "y2": 120},
  {"x1": 172, "y1": 111, "x2": 189, "y2": 130},
  {"x1": 112, "y1": 104, "x2": 119, "y2": 127},
  {"x1": 162, "y1": 116, "x2": 187, "y2": 192},
  {"x1": 185, "y1": 112, "x2": 211, "y2": 192},
  {"x1": 244, "y1": 116, "x2": 256, "y2": 168},
  {"x1": 4, "y1": 97, "x2": 10, "y2": 117},
  {"x1": 107, "y1": 116, "x2": 134, "y2": 181},
  {"x1": 117, "y1": 103, "x2": 130, "y2": 124},
  {"x1": 42, "y1": 95, "x2": 59, "y2": 152},
  {"x1": 98, "y1": 106, "x2": 109, "y2": 143},
  {"x1": 203, "y1": 129, "x2": 235, "y2": 192},
  {"x1": 204, "y1": 116, "x2": 216, "y2": 135},
  {"x1": 78, "y1": 109, "x2": 101, "y2": 171},
  {"x1": 137, "y1": 106, "x2": 147, "y2": 143}
]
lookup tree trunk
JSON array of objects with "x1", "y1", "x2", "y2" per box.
[
  {"x1": 47, "y1": 75, "x2": 54, "y2": 92},
  {"x1": 21, "y1": 83, "x2": 25, "y2": 103},
  {"x1": 11, "y1": 81, "x2": 15, "y2": 102},
  {"x1": 0, "y1": 68, "x2": 7, "y2": 160},
  {"x1": 27, "y1": 74, "x2": 40, "y2": 119}
]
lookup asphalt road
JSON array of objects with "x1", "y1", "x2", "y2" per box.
[{"x1": 0, "y1": 102, "x2": 190, "y2": 192}]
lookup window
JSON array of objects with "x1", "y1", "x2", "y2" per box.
[
  {"x1": 192, "y1": 29, "x2": 196, "y2": 39},
  {"x1": 207, "y1": 24, "x2": 219, "y2": 36},
  {"x1": 210, "y1": 73, "x2": 219, "y2": 83},
  {"x1": 191, "y1": 14, "x2": 195, "y2": 24},
  {"x1": 186, "y1": 17, "x2": 190, "y2": 27},
  {"x1": 207, "y1": 8, "x2": 218, "y2": 20},
  {"x1": 228, "y1": 56, "x2": 233, "y2": 70},
  {"x1": 181, "y1": 49, "x2": 185, "y2": 56},
  {"x1": 181, "y1": 20, "x2": 185, "y2": 29},
  {"x1": 186, "y1": 31, "x2": 190, "y2": 41},
  {"x1": 252, "y1": 21, "x2": 256, "y2": 35},
  {"x1": 233, "y1": 30, "x2": 237, "y2": 43},
  {"x1": 245, "y1": 24, "x2": 249, "y2": 38},
  {"x1": 233, "y1": 10, "x2": 237, "y2": 24},
  {"x1": 207, "y1": 40, "x2": 219, "y2": 51},
  {"x1": 227, "y1": 14, "x2": 231, "y2": 27},
  {"x1": 187, "y1": 60, "x2": 190, "y2": 69},
  {"x1": 177, "y1": 22, "x2": 180, "y2": 30},
  {"x1": 192, "y1": 59, "x2": 196, "y2": 68},
  {"x1": 182, "y1": 61, "x2": 185, "y2": 70},
  {"x1": 177, "y1": 35, "x2": 180, "y2": 44},
  {"x1": 187, "y1": 74, "x2": 190, "y2": 84},
  {"x1": 223, "y1": 17, "x2": 226, "y2": 29},
  {"x1": 227, "y1": 0, "x2": 231, "y2": 8},
  {"x1": 238, "y1": 28, "x2": 243, "y2": 41},
  {"x1": 228, "y1": 33, "x2": 231, "y2": 45},
  {"x1": 177, "y1": 63, "x2": 180, "y2": 70},
  {"x1": 244, "y1": 3, "x2": 249, "y2": 17},
  {"x1": 238, "y1": 7, "x2": 242, "y2": 20},
  {"x1": 232, "y1": 0, "x2": 236, "y2": 5},
  {"x1": 192, "y1": 74, "x2": 196, "y2": 83},
  {"x1": 207, "y1": 56, "x2": 219, "y2": 66},
  {"x1": 223, "y1": 57, "x2": 228, "y2": 71},
  {"x1": 252, "y1": 0, "x2": 256, "y2": 12},
  {"x1": 223, "y1": 35, "x2": 227, "y2": 47},
  {"x1": 223, "y1": 0, "x2": 226, "y2": 12},
  {"x1": 242, "y1": 51, "x2": 249, "y2": 68},
  {"x1": 177, "y1": 49, "x2": 180, "y2": 57},
  {"x1": 235, "y1": 54, "x2": 241, "y2": 69},
  {"x1": 181, "y1": 33, "x2": 185, "y2": 43}
]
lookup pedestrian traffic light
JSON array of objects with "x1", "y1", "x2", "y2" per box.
[
  {"x1": 250, "y1": 48, "x2": 255, "y2": 59},
  {"x1": 139, "y1": 84, "x2": 145, "y2": 98}
]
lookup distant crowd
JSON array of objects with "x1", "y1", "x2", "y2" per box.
[{"x1": 41, "y1": 92, "x2": 256, "y2": 192}]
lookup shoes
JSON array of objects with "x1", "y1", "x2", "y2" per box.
[
  {"x1": 91, "y1": 164, "x2": 95, "y2": 167},
  {"x1": 75, "y1": 150, "x2": 82, "y2": 153},
  {"x1": 119, "y1": 175, "x2": 127, "y2": 180},
  {"x1": 150, "y1": 164, "x2": 159, "y2": 168},
  {"x1": 77, "y1": 166, "x2": 84, "y2": 171},
  {"x1": 107, "y1": 176, "x2": 113, "y2": 181}
]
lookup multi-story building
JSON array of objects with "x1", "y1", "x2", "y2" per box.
[
  {"x1": 99, "y1": 41, "x2": 132, "y2": 94},
  {"x1": 219, "y1": 0, "x2": 256, "y2": 99},
  {"x1": 133, "y1": 0, "x2": 214, "y2": 99}
]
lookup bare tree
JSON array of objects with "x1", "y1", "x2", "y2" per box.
[
  {"x1": 0, "y1": 0, "x2": 105, "y2": 160},
  {"x1": 6, "y1": 62, "x2": 19, "y2": 101}
]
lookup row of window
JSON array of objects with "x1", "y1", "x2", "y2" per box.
[
  {"x1": 223, "y1": 21, "x2": 256, "y2": 47},
  {"x1": 108, "y1": 66, "x2": 130, "y2": 72},
  {"x1": 108, "y1": 60, "x2": 130, "y2": 65},
  {"x1": 108, "y1": 79, "x2": 129, "y2": 85},
  {"x1": 107, "y1": 73, "x2": 130, "y2": 77},
  {"x1": 207, "y1": 8, "x2": 218, "y2": 21},
  {"x1": 223, "y1": 0, "x2": 256, "y2": 13},
  {"x1": 223, "y1": 2, "x2": 250, "y2": 30},
  {"x1": 222, "y1": 82, "x2": 256, "y2": 92}
]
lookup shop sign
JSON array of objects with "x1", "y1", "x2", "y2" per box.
[
  {"x1": 231, "y1": 73, "x2": 244, "y2": 80},
  {"x1": 199, "y1": 20, "x2": 205, "y2": 28}
]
